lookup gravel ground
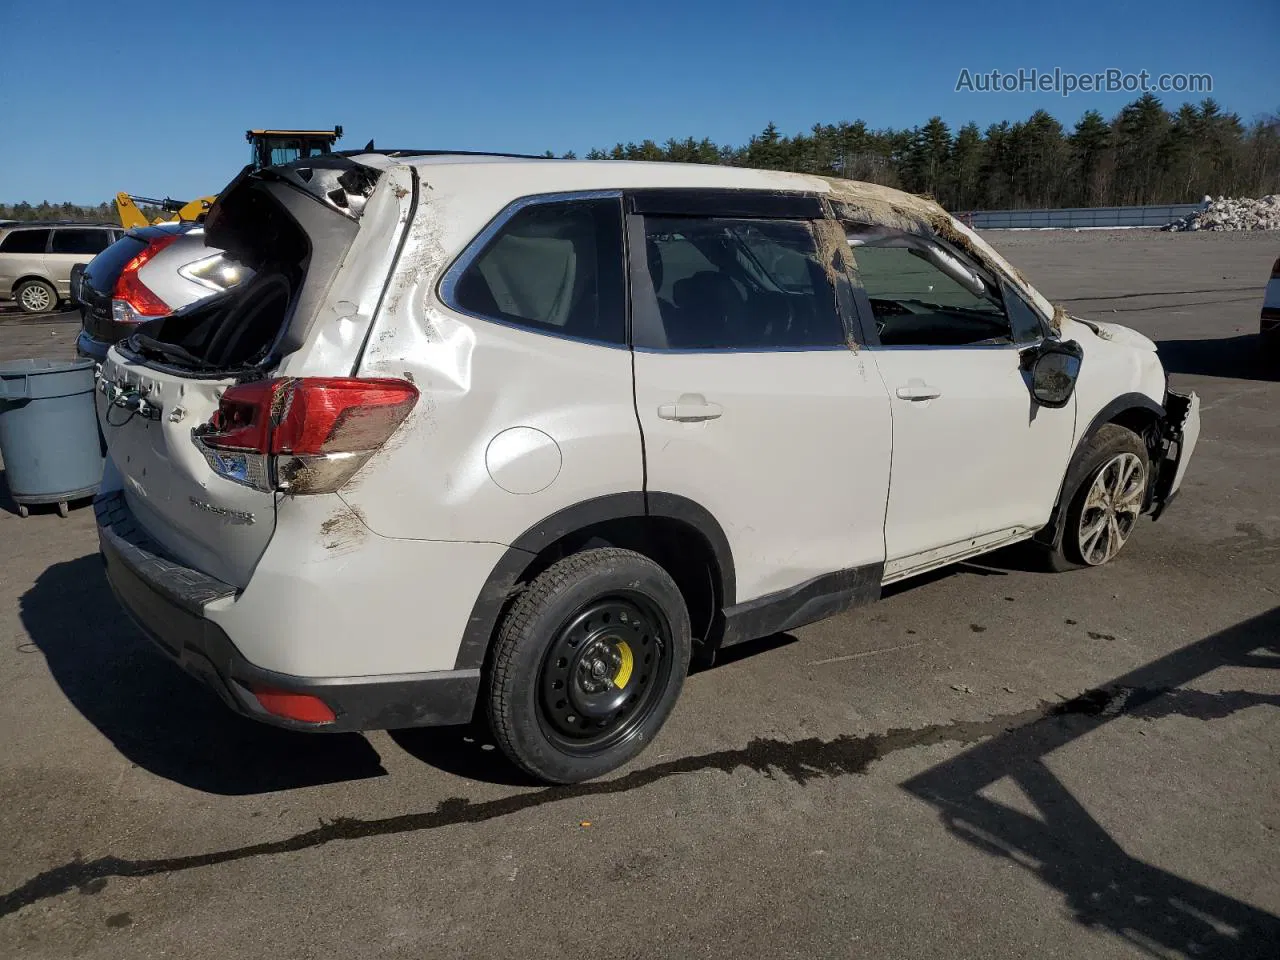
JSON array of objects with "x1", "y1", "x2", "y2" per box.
[{"x1": 0, "y1": 231, "x2": 1276, "y2": 960}]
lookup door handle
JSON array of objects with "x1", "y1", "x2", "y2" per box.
[
  {"x1": 658, "y1": 394, "x2": 723, "y2": 422},
  {"x1": 895, "y1": 380, "x2": 942, "y2": 401}
]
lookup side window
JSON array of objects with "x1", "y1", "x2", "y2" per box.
[
  {"x1": 51, "y1": 229, "x2": 112, "y2": 255},
  {"x1": 0, "y1": 229, "x2": 50, "y2": 254},
  {"x1": 1003, "y1": 283, "x2": 1047, "y2": 343},
  {"x1": 849, "y1": 231, "x2": 1012, "y2": 347},
  {"x1": 636, "y1": 217, "x2": 844, "y2": 350},
  {"x1": 450, "y1": 197, "x2": 625, "y2": 344}
]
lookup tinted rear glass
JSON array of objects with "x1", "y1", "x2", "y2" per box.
[
  {"x1": 450, "y1": 198, "x2": 626, "y2": 344},
  {"x1": 51, "y1": 228, "x2": 113, "y2": 255},
  {"x1": 84, "y1": 236, "x2": 146, "y2": 289},
  {"x1": 0, "y1": 229, "x2": 50, "y2": 254}
]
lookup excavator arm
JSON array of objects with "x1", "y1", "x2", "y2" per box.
[{"x1": 114, "y1": 193, "x2": 215, "y2": 229}]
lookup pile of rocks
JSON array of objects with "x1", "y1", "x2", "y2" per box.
[{"x1": 1164, "y1": 195, "x2": 1280, "y2": 231}]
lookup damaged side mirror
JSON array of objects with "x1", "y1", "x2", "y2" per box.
[{"x1": 1023, "y1": 339, "x2": 1083, "y2": 408}]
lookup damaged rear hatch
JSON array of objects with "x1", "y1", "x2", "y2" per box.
[{"x1": 98, "y1": 155, "x2": 396, "y2": 587}]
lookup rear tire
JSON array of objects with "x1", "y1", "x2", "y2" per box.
[
  {"x1": 1046, "y1": 424, "x2": 1149, "y2": 570},
  {"x1": 487, "y1": 548, "x2": 691, "y2": 784},
  {"x1": 16, "y1": 279, "x2": 57, "y2": 314}
]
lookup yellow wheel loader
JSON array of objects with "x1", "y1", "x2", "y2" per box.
[{"x1": 115, "y1": 127, "x2": 344, "y2": 229}]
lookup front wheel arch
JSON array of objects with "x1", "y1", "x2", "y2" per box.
[{"x1": 1037, "y1": 394, "x2": 1165, "y2": 550}]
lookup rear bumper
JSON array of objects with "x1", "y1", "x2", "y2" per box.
[
  {"x1": 75, "y1": 330, "x2": 111, "y2": 362},
  {"x1": 96, "y1": 491, "x2": 479, "y2": 731}
]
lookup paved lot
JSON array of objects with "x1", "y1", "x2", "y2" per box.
[{"x1": 0, "y1": 231, "x2": 1277, "y2": 959}]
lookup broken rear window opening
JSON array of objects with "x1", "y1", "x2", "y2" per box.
[{"x1": 125, "y1": 159, "x2": 377, "y2": 375}]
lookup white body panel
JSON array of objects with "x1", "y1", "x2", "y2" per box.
[
  {"x1": 345, "y1": 311, "x2": 642, "y2": 545},
  {"x1": 97, "y1": 351, "x2": 276, "y2": 588},
  {"x1": 870, "y1": 344, "x2": 1077, "y2": 565},
  {"x1": 632, "y1": 349, "x2": 891, "y2": 602},
  {"x1": 205, "y1": 496, "x2": 505, "y2": 676},
  {"x1": 1062, "y1": 317, "x2": 1167, "y2": 431}
]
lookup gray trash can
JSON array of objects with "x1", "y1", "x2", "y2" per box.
[{"x1": 0, "y1": 358, "x2": 104, "y2": 518}]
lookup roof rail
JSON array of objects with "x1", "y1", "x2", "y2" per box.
[{"x1": 331, "y1": 148, "x2": 552, "y2": 161}]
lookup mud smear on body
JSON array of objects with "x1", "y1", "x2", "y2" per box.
[{"x1": 0, "y1": 686, "x2": 1167, "y2": 917}]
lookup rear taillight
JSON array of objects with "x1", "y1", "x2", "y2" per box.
[
  {"x1": 112, "y1": 234, "x2": 180, "y2": 324},
  {"x1": 194, "y1": 377, "x2": 419, "y2": 494}
]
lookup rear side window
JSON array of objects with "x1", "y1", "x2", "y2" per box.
[
  {"x1": 449, "y1": 198, "x2": 626, "y2": 344},
  {"x1": 51, "y1": 229, "x2": 112, "y2": 255},
  {"x1": 0, "y1": 229, "x2": 50, "y2": 254},
  {"x1": 636, "y1": 217, "x2": 844, "y2": 350}
]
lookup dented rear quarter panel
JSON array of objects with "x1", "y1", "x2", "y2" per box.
[
  {"x1": 339, "y1": 165, "x2": 645, "y2": 546},
  {"x1": 275, "y1": 166, "x2": 417, "y2": 379}
]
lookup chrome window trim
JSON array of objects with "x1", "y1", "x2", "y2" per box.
[{"x1": 436, "y1": 189, "x2": 627, "y2": 348}]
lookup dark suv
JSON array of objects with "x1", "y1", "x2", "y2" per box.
[{"x1": 0, "y1": 222, "x2": 123, "y2": 313}]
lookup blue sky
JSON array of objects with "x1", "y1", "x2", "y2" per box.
[{"x1": 1, "y1": 0, "x2": 1275, "y2": 203}]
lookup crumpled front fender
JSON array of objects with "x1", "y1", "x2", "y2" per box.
[{"x1": 1150, "y1": 388, "x2": 1201, "y2": 519}]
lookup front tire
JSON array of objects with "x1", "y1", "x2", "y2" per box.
[
  {"x1": 1050, "y1": 424, "x2": 1150, "y2": 569},
  {"x1": 16, "y1": 279, "x2": 57, "y2": 314},
  {"x1": 487, "y1": 548, "x2": 691, "y2": 784}
]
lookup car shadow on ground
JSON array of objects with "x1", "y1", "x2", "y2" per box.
[
  {"x1": 1156, "y1": 335, "x2": 1279, "y2": 383},
  {"x1": 19, "y1": 555, "x2": 387, "y2": 795},
  {"x1": 901, "y1": 605, "x2": 1280, "y2": 959}
]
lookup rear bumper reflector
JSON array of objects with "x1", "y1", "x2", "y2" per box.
[{"x1": 252, "y1": 687, "x2": 336, "y2": 724}]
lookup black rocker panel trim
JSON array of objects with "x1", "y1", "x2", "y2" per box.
[{"x1": 719, "y1": 563, "x2": 884, "y2": 650}]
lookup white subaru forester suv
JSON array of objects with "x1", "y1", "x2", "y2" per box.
[{"x1": 95, "y1": 153, "x2": 1200, "y2": 783}]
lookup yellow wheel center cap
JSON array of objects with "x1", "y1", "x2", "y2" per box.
[{"x1": 612, "y1": 640, "x2": 634, "y2": 689}]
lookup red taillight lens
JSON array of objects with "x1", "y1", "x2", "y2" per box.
[
  {"x1": 252, "y1": 687, "x2": 336, "y2": 724},
  {"x1": 195, "y1": 377, "x2": 418, "y2": 494},
  {"x1": 112, "y1": 234, "x2": 180, "y2": 320},
  {"x1": 202, "y1": 379, "x2": 276, "y2": 452},
  {"x1": 272, "y1": 378, "x2": 420, "y2": 455}
]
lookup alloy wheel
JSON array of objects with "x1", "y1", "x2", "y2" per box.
[
  {"x1": 19, "y1": 284, "x2": 52, "y2": 313},
  {"x1": 1078, "y1": 452, "x2": 1145, "y2": 565}
]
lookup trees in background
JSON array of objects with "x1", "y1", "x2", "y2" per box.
[
  {"x1": 6, "y1": 98, "x2": 1277, "y2": 215},
  {"x1": 0, "y1": 199, "x2": 164, "y2": 224},
  {"x1": 582, "y1": 95, "x2": 1280, "y2": 210}
]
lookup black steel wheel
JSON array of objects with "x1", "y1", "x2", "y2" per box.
[{"x1": 488, "y1": 548, "x2": 691, "y2": 784}]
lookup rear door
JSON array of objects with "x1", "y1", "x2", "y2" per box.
[
  {"x1": 627, "y1": 193, "x2": 891, "y2": 604},
  {"x1": 48, "y1": 228, "x2": 114, "y2": 296}
]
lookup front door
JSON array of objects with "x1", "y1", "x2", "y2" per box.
[{"x1": 846, "y1": 229, "x2": 1077, "y2": 580}]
